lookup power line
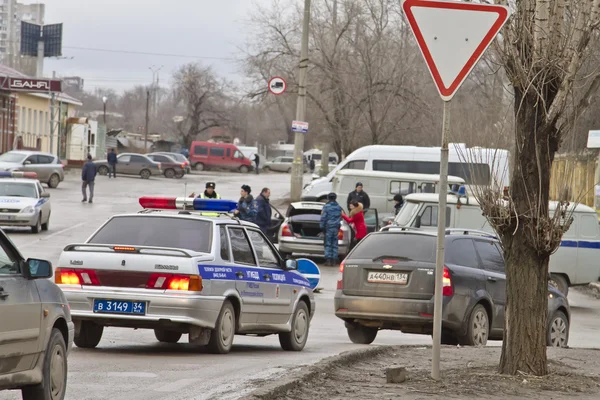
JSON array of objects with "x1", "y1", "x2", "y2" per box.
[{"x1": 62, "y1": 46, "x2": 235, "y2": 61}]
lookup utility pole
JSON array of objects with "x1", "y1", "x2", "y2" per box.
[
  {"x1": 149, "y1": 65, "x2": 163, "y2": 119},
  {"x1": 145, "y1": 89, "x2": 150, "y2": 152},
  {"x1": 320, "y1": 0, "x2": 336, "y2": 178},
  {"x1": 290, "y1": 0, "x2": 311, "y2": 201}
]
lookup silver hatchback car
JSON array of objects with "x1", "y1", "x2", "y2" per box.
[{"x1": 0, "y1": 151, "x2": 65, "y2": 188}]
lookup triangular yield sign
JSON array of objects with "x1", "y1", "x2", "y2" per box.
[{"x1": 402, "y1": 0, "x2": 509, "y2": 101}]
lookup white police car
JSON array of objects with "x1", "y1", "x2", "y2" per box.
[
  {"x1": 56, "y1": 197, "x2": 315, "y2": 354},
  {"x1": 0, "y1": 171, "x2": 51, "y2": 233}
]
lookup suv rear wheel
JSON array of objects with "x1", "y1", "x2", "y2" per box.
[
  {"x1": 22, "y1": 328, "x2": 67, "y2": 400},
  {"x1": 345, "y1": 322, "x2": 378, "y2": 344},
  {"x1": 74, "y1": 321, "x2": 104, "y2": 349},
  {"x1": 459, "y1": 304, "x2": 489, "y2": 346},
  {"x1": 154, "y1": 329, "x2": 182, "y2": 343}
]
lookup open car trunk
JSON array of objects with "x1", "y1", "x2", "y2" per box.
[{"x1": 289, "y1": 214, "x2": 322, "y2": 239}]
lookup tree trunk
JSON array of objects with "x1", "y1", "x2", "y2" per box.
[{"x1": 499, "y1": 87, "x2": 558, "y2": 376}]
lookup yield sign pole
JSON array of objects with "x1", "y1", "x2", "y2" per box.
[{"x1": 401, "y1": 0, "x2": 510, "y2": 380}]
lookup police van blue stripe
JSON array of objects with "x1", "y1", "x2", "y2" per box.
[
  {"x1": 561, "y1": 240, "x2": 600, "y2": 249},
  {"x1": 198, "y1": 264, "x2": 312, "y2": 288}
]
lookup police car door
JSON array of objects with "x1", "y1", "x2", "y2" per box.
[
  {"x1": 227, "y1": 226, "x2": 263, "y2": 325},
  {"x1": 246, "y1": 229, "x2": 291, "y2": 325}
]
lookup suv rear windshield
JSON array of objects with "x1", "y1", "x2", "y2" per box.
[
  {"x1": 351, "y1": 233, "x2": 436, "y2": 262},
  {"x1": 88, "y1": 216, "x2": 212, "y2": 252}
]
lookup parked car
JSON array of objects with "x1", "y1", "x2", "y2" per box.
[
  {"x1": 277, "y1": 202, "x2": 379, "y2": 259},
  {"x1": 146, "y1": 154, "x2": 186, "y2": 178},
  {"x1": 334, "y1": 228, "x2": 570, "y2": 347},
  {"x1": 96, "y1": 153, "x2": 162, "y2": 179},
  {"x1": 151, "y1": 152, "x2": 191, "y2": 174},
  {"x1": 0, "y1": 228, "x2": 73, "y2": 399},
  {"x1": 0, "y1": 150, "x2": 65, "y2": 188},
  {"x1": 263, "y1": 156, "x2": 308, "y2": 173},
  {"x1": 189, "y1": 141, "x2": 253, "y2": 173}
]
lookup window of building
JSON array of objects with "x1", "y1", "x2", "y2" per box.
[
  {"x1": 33, "y1": 110, "x2": 37, "y2": 136},
  {"x1": 44, "y1": 111, "x2": 48, "y2": 136},
  {"x1": 27, "y1": 108, "x2": 31, "y2": 134}
]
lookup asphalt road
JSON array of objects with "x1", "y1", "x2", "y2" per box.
[{"x1": 2, "y1": 170, "x2": 600, "y2": 400}]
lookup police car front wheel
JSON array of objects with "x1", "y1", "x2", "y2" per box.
[
  {"x1": 279, "y1": 301, "x2": 309, "y2": 351},
  {"x1": 207, "y1": 300, "x2": 235, "y2": 354}
]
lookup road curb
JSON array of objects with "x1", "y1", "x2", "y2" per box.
[{"x1": 241, "y1": 345, "x2": 394, "y2": 400}]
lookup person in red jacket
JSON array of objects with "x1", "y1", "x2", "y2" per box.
[{"x1": 342, "y1": 200, "x2": 367, "y2": 248}]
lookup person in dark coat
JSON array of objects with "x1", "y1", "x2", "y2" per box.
[
  {"x1": 253, "y1": 153, "x2": 260, "y2": 175},
  {"x1": 309, "y1": 158, "x2": 315, "y2": 174},
  {"x1": 320, "y1": 192, "x2": 343, "y2": 266},
  {"x1": 255, "y1": 188, "x2": 272, "y2": 235},
  {"x1": 234, "y1": 185, "x2": 258, "y2": 223},
  {"x1": 107, "y1": 148, "x2": 117, "y2": 178},
  {"x1": 347, "y1": 182, "x2": 371, "y2": 210},
  {"x1": 393, "y1": 193, "x2": 404, "y2": 216},
  {"x1": 81, "y1": 154, "x2": 97, "y2": 203}
]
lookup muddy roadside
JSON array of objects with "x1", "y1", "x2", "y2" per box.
[{"x1": 244, "y1": 345, "x2": 600, "y2": 400}]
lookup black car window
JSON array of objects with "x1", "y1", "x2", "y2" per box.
[
  {"x1": 446, "y1": 238, "x2": 478, "y2": 268},
  {"x1": 194, "y1": 146, "x2": 208, "y2": 155},
  {"x1": 342, "y1": 160, "x2": 367, "y2": 170},
  {"x1": 228, "y1": 227, "x2": 256, "y2": 266},
  {"x1": 25, "y1": 155, "x2": 39, "y2": 164},
  {"x1": 350, "y1": 233, "x2": 436, "y2": 262},
  {"x1": 210, "y1": 147, "x2": 225, "y2": 157},
  {"x1": 88, "y1": 216, "x2": 212, "y2": 253},
  {"x1": 220, "y1": 226, "x2": 230, "y2": 261},
  {"x1": 474, "y1": 240, "x2": 505, "y2": 273},
  {"x1": 226, "y1": 148, "x2": 231, "y2": 157},
  {"x1": 37, "y1": 155, "x2": 54, "y2": 164},
  {"x1": 247, "y1": 229, "x2": 280, "y2": 268},
  {"x1": 420, "y1": 206, "x2": 451, "y2": 227},
  {"x1": 131, "y1": 155, "x2": 147, "y2": 164},
  {"x1": 118, "y1": 155, "x2": 131, "y2": 163}
]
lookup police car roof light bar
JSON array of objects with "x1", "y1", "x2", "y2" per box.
[
  {"x1": 139, "y1": 197, "x2": 238, "y2": 213},
  {"x1": 192, "y1": 198, "x2": 237, "y2": 212},
  {"x1": 0, "y1": 171, "x2": 38, "y2": 179},
  {"x1": 139, "y1": 196, "x2": 177, "y2": 209}
]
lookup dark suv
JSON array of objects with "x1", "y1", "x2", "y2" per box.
[{"x1": 334, "y1": 228, "x2": 570, "y2": 347}]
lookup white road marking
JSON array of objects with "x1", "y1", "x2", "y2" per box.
[{"x1": 20, "y1": 222, "x2": 86, "y2": 248}]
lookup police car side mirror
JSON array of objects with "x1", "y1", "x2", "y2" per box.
[{"x1": 285, "y1": 259, "x2": 298, "y2": 271}]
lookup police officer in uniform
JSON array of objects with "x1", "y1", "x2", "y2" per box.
[{"x1": 190, "y1": 182, "x2": 221, "y2": 199}]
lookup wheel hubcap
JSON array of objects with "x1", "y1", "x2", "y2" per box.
[
  {"x1": 294, "y1": 310, "x2": 308, "y2": 343},
  {"x1": 472, "y1": 311, "x2": 488, "y2": 346},
  {"x1": 550, "y1": 317, "x2": 567, "y2": 347},
  {"x1": 220, "y1": 309, "x2": 234, "y2": 346},
  {"x1": 49, "y1": 344, "x2": 65, "y2": 398},
  {"x1": 51, "y1": 176, "x2": 58, "y2": 185}
]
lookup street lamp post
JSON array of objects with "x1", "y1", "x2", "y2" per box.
[{"x1": 102, "y1": 96, "x2": 107, "y2": 127}]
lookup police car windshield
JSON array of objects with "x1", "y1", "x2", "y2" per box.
[
  {"x1": 0, "y1": 152, "x2": 26, "y2": 163},
  {"x1": 88, "y1": 216, "x2": 212, "y2": 252},
  {"x1": 0, "y1": 182, "x2": 37, "y2": 198}
]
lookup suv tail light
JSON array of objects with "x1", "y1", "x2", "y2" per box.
[
  {"x1": 338, "y1": 229, "x2": 344, "y2": 240},
  {"x1": 146, "y1": 273, "x2": 203, "y2": 291},
  {"x1": 442, "y1": 266, "x2": 453, "y2": 296},
  {"x1": 55, "y1": 268, "x2": 100, "y2": 285},
  {"x1": 281, "y1": 224, "x2": 293, "y2": 237},
  {"x1": 337, "y1": 261, "x2": 345, "y2": 289}
]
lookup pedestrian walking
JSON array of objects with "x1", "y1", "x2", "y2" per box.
[
  {"x1": 347, "y1": 182, "x2": 371, "y2": 210},
  {"x1": 342, "y1": 200, "x2": 367, "y2": 249},
  {"x1": 309, "y1": 158, "x2": 315, "y2": 174},
  {"x1": 393, "y1": 193, "x2": 404, "y2": 216},
  {"x1": 234, "y1": 184, "x2": 258, "y2": 222},
  {"x1": 255, "y1": 188, "x2": 272, "y2": 235},
  {"x1": 107, "y1": 148, "x2": 117, "y2": 178},
  {"x1": 190, "y1": 182, "x2": 221, "y2": 199},
  {"x1": 253, "y1": 153, "x2": 260, "y2": 174},
  {"x1": 81, "y1": 154, "x2": 97, "y2": 204},
  {"x1": 320, "y1": 192, "x2": 342, "y2": 266}
]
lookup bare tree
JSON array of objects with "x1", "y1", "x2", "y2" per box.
[
  {"x1": 172, "y1": 63, "x2": 227, "y2": 149},
  {"x1": 461, "y1": 0, "x2": 600, "y2": 376}
]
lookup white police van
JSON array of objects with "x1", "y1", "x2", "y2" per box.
[
  {"x1": 0, "y1": 171, "x2": 51, "y2": 233},
  {"x1": 56, "y1": 197, "x2": 315, "y2": 354},
  {"x1": 391, "y1": 192, "x2": 600, "y2": 296}
]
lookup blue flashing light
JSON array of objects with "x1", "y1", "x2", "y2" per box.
[
  {"x1": 192, "y1": 198, "x2": 238, "y2": 212},
  {"x1": 457, "y1": 185, "x2": 467, "y2": 196}
]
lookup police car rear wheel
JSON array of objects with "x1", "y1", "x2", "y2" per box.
[
  {"x1": 154, "y1": 329, "x2": 182, "y2": 343},
  {"x1": 279, "y1": 301, "x2": 309, "y2": 351},
  {"x1": 74, "y1": 321, "x2": 104, "y2": 349},
  {"x1": 207, "y1": 300, "x2": 235, "y2": 354}
]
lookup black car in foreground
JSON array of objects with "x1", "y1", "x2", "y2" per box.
[{"x1": 334, "y1": 228, "x2": 570, "y2": 347}]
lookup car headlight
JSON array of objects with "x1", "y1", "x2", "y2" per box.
[{"x1": 21, "y1": 206, "x2": 35, "y2": 213}]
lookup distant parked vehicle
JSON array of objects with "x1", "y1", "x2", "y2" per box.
[
  {"x1": 96, "y1": 153, "x2": 161, "y2": 179},
  {"x1": 0, "y1": 150, "x2": 65, "y2": 188},
  {"x1": 146, "y1": 154, "x2": 186, "y2": 178},
  {"x1": 263, "y1": 156, "x2": 308, "y2": 173},
  {"x1": 189, "y1": 141, "x2": 253, "y2": 173},
  {"x1": 151, "y1": 152, "x2": 191, "y2": 174}
]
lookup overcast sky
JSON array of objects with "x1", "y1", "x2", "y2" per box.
[{"x1": 40, "y1": 0, "x2": 268, "y2": 92}]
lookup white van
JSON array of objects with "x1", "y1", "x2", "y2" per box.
[
  {"x1": 390, "y1": 193, "x2": 600, "y2": 295},
  {"x1": 301, "y1": 144, "x2": 509, "y2": 202},
  {"x1": 332, "y1": 169, "x2": 465, "y2": 214}
]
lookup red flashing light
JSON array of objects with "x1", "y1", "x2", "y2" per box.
[
  {"x1": 443, "y1": 266, "x2": 453, "y2": 296},
  {"x1": 139, "y1": 196, "x2": 177, "y2": 209}
]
